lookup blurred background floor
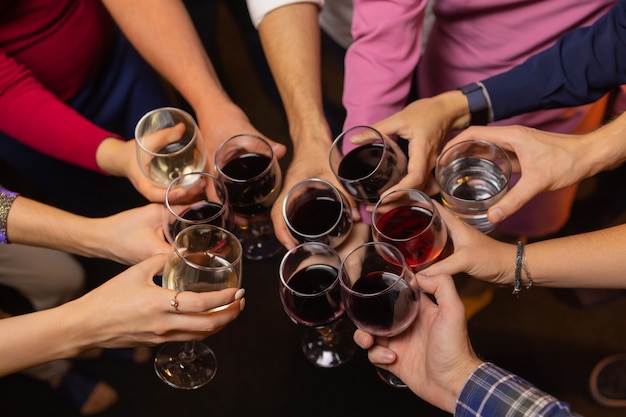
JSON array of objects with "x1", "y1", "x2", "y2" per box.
[{"x1": 1, "y1": 1, "x2": 626, "y2": 416}]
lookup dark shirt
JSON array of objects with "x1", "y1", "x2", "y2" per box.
[{"x1": 483, "y1": 0, "x2": 626, "y2": 121}]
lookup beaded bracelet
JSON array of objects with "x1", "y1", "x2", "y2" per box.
[
  {"x1": 512, "y1": 240, "x2": 533, "y2": 296},
  {"x1": 0, "y1": 187, "x2": 19, "y2": 244}
]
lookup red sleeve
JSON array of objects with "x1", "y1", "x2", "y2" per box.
[{"x1": 0, "y1": 48, "x2": 120, "y2": 173}]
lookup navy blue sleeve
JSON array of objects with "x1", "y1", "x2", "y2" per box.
[{"x1": 482, "y1": 0, "x2": 626, "y2": 121}]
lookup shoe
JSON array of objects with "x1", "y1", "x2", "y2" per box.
[
  {"x1": 589, "y1": 353, "x2": 626, "y2": 407},
  {"x1": 51, "y1": 368, "x2": 118, "y2": 415}
]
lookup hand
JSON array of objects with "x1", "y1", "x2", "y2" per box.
[
  {"x1": 370, "y1": 91, "x2": 471, "y2": 195},
  {"x1": 96, "y1": 138, "x2": 168, "y2": 202},
  {"x1": 270, "y1": 136, "x2": 360, "y2": 250},
  {"x1": 92, "y1": 203, "x2": 172, "y2": 265},
  {"x1": 353, "y1": 272, "x2": 483, "y2": 413},
  {"x1": 421, "y1": 202, "x2": 516, "y2": 286},
  {"x1": 70, "y1": 254, "x2": 246, "y2": 349},
  {"x1": 195, "y1": 103, "x2": 287, "y2": 173},
  {"x1": 448, "y1": 124, "x2": 598, "y2": 224}
]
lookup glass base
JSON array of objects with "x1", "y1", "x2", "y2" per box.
[
  {"x1": 300, "y1": 320, "x2": 356, "y2": 368},
  {"x1": 154, "y1": 341, "x2": 217, "y2": 390},
  {"x1": 376, "y1": 367, "x2": 407, "y2": 388}
]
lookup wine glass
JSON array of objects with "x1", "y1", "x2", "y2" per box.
[
  {"x1": 372, "y1": 188, "x2": 451, "y2": 272},
  {"x1": 214, "y1": 133, "x2": 283, "y2": 260},
  {"x1": 279, "y1": 242, "x2": 356, "y2": 368},
  {"x1": 339, "y1": 241, "x2": 420, "y2": 387},
  {"x1": 282, "y1": 178, "x2": 353, "y2": 248},
  {"x1": 154, "y1": 224, "x2": 243, "y2": 390},
  {"x1": 435, "y1": 139, "x2": 512, "y2": 233},
  {"x1": 163, "y1": 171, "x2": 234, "y2": 244},
  {"x1": 329, "y1": 125, "x2": 407, "y2": 204},
  {"x1": 135, "y1": 107, "x2": 206, "y2": 187}
]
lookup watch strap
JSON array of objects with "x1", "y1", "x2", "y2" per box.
[{"x1": 458, "y1": 82, "x2": 491, "y2": 126}]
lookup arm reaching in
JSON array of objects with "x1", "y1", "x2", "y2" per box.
[
  {"x1": 448, "y1": 111, "x2": 626, "y2": 224},
  {"x1": 0, "y1": 254, "x2": 245, "y2": 377}
]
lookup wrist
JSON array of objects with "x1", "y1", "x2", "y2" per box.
[
  {"x1": 96, "y1": 137, "x2": 128, "y2": 176},
  {"x1": 457, "y1": 82, "x2": 493, "y2": 127},
  {"x1": 437, "y1": 90, "x2": 474, "y2": 131}
]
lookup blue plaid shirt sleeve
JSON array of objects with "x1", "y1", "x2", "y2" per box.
[{"x1": 455, "y1": 362, "x2": 583, "y2": 417}]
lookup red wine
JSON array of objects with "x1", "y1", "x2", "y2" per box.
[
  {"x1": 220, "y1": 153, "x2": 278, "y2": 216},
  {"x1": 287, "y1": 192, "x2": 350, "y2": 240},
  {"x1": 345, "y1": 271, "x2": 418, "y2": 336},
  {"x1": 281, "y1": 264, "x2": 342, "y2": 327},
  {"x1": 374, "y1": 206, "x2": 442, "y2": 269},
  {"x1": 337, "y1": 143, "x2": 403, "y2": 203},
  {"x1": 169, "y1": 201, "x2": 229, "y2": 240}
]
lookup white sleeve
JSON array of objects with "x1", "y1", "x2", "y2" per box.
[{"x1": 246, "y1": 0, "x2": 325, "y2": 28}]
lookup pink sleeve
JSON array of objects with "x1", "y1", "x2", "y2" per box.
[
  {"x1": 0, "y1": 49, "x2": 119, "y2": 173},
  {"x1": 343, "y1": 0, "x2": 427, "y2": 131}
]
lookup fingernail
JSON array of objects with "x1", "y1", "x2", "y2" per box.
[
  {"x1": 489, "y1": 207, "x2": 504, "y2": 223},
  {"x1": 235, "y1": 288, "x2": 246, "y2": 300},
  {"x1": 239, "y1": 298, "x2": 246, "y2": 312},
  {"x1": 380, "y1": 351, "x2": 396, "y2": 364}
]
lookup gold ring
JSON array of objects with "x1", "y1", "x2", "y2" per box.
[{"x1": 170, "y1": 291, "x2": 181, "y2": 313}]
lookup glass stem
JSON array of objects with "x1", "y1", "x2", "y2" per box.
[{"x1": 179, "y1": 341, "x2": 197, "y2": 361}]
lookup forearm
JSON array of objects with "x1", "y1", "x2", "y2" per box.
[
  {"x1": 102, "y1": 0, "x2": 232, "y2": 114},
  {"x1": 483, "y1": 0, "x2": 626, "y2": 121},
  {"x1": 0, "y1": 303, "x2": 86, "y2": 376},
  {"x1": 7, "y1": 196, "x2": 104, "y2": 258},
  {"x1": 258, "y1": 3, "x2": 330, "y2": 143},
  {"x1": 527, "y1": 224, "x2": 626, "y2": 289}
]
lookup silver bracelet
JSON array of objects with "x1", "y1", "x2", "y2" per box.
[
  {"x1": 0, "y1": 187, "x2": 19, "y2": 244},
  {"x1": 513, "y1": 240, "x2": 533, "y2": 296}
]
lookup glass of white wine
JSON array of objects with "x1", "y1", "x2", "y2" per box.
[
  {"x1": 154, "y1": 224, "x2": 242, "y2": 390},
  {"x1": 135, "y1": 107, "x2": 206, "y2": 188}
]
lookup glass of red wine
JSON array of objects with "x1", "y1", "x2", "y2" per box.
[
  {"x1": 282, "y1": 178, "x2": 353, "y2": 248},
  {"x1": 279, "y1": 242, "x2": 356, "y2": 367},
  {"x1": 135, "y1": 107, "x2": 206, "y2": 187},
  {"x1": 339, "y1": 241, "x2": 420, "y2": 387},
  {"x1": 163, "y1": 171, "x2": 234, "y2": 244},
  {"x1": 372, "y1": 188, "x2": 450, "y2": 272},
  {"x1": 214, "y1": 134, "x2": 283, "y2": 260},
  {"x1": 329, "y1": 125, "x2": 407, "y2": 204}
]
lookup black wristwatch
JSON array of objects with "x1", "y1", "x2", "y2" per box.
[{"x1": 458, "y1": 82, "x2": 491, "y2": 126}]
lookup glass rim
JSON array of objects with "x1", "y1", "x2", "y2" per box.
[
  {"x1": 173, "y1": 224, "x2": 243, "y2": 273},
  {"x1": 435, "y1": 138, "x2": 512, "y2": 180},
  {"x1": 134, "y1": 107, "x2": 199, "y2": 157},
  {"x1": 339, "y1": 241, "x2": 410, "y2": 298},
  {"x1": 279, "y1": 242, "x2": 341, "y2": 298},
  {"x1": 282, "y1": 178, "x2": 347, "y2": 239},
  {"x1": 213, "y1": 133, "x2": 276, "y2": 183},
  {"x1": 329, "y1": 125, "x2": 389, "y2": 182},
  {"x1": 372, "y1": 188, "x2": 437, "y2": 243},
  {"x1": 165, "y1": 171, "x2": 229, "y2": 224}
]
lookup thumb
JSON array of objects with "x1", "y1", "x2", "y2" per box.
[{"x1": 487, "y1": 178, "x2": 537, "y2": 224}]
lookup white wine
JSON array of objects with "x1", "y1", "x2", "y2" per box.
[{"x1": 163, "y1": 251, "x2": 241, "y2": 293}]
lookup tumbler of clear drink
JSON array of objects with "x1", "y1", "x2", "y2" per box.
[{"x1": 435, "y1": 139, "x2": 511, "y2": 233}]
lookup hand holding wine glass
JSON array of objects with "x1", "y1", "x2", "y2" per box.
[
  {"x1": 279, "y1": 242, "x2": 356, "y2": 367},
  {"x1": 135, "y1": 107, "x2": 206, "y2": 188},
  {"x1": 339, "y1": 241, "x2": 420, "y2": 387},
  {"x1": 163, "y1": 172, "x2": 233, "y2": 244},
  {"x1": 214, "y1": 133, "x2": 283, "y2": 260},
  {"x1": 154, "y1": 224, "x2": 243, "y2": 390}
]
